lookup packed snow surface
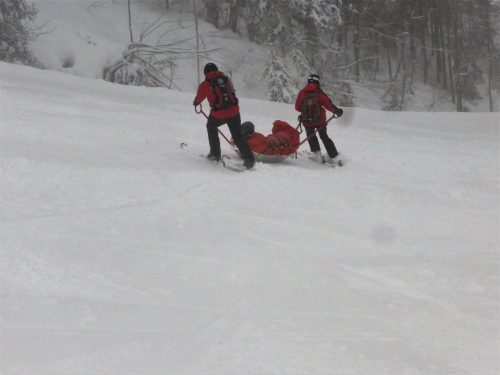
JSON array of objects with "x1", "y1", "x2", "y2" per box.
[{"x1": 1, "y1": 62, "x2": 499, "y2": 374}]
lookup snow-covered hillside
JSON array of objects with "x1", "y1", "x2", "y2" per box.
[
  {"x1": 29, "y1": 0, "x2": 270, "y2": 98},
  {"x1": 1, "y1": 62, "x2": 499, "y2": 374},
  {"x1": 27, "y1": 0, "x2": 498, "y2": 111}
]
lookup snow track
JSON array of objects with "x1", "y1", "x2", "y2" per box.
[{"x1": 1, "y1": 63, "x2": 499, "y2": 375}]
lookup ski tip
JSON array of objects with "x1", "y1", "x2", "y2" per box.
[{"x1": 180, "y1": 142, "x2": 188, "y2": 149}]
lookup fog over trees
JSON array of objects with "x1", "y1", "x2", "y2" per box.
[
  {"x1": 199, "y1": 0, "x2": 499, "y2": 111},
  {"x1": 2, "y1": 0, "x2": 499, "y2": 111}
]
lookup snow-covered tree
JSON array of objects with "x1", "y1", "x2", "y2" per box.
[
  {"x1": 104, "y1": 46, "x2": 176, "y2": 88},
  {"x1": 199, "y1": 0, "x2": 343, "y2": 102},
  {"x1": 263, "y1": 51, "x2": 298, "y2": 103},
  {"x1": 104, "y1": 2, "x2": 205, "y2": 88},
  {"x1": 0, "y1": 0, "x2": 37, "y2": 64}
]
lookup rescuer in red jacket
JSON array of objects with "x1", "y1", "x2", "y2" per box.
[
  {"x1": 295, "y1": 74, "x2": 343, "y2": 162},
  {"x1": 193, "y1": 63, "x2": 255, "y2": 169},
  {"x1": 240, "y1": 120, "x2": 300, "y2": 156}
]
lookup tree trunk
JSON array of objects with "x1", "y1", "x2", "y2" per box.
[
  {"x1": 229, "y1": 1, "x2": 241, "y2": 33},
  {"x1": 409, "y1": 7, "x2": 417, "y2": 90},
  {"x1": 485, "y1": 1, "x2": 494, "y2": 111},
  {"x1": 205, "y1": 0, "x2": 219, "y2": 27},
  {"x1": 128, "y1": 0, "x2": 133, "y2": 43},
  {"x1": 353, "y1": 3, "x2": 360, "y2": 82},
  {"x1": 420, "y1": 1, "x2": 428, "y2": 84},
  {"x1": 446, "y1": 0, "x2": 455, "y2": 103},
  {"x1": 454, "y1": 6, "x2": 463, "y2": 112},
  {"x1": 344, "y1": 24, "x2": 349, "y2": 67},
  {"x1": 386, "y1": 41, "x2": 393, "y2": 81},
  {"x1": 488, "y1": 38, "x2": 493, "y2": 111},
  {"x1": 433, "y1": 1, "x2": 442, "y2": 84},
  {"x1": 439, "y1": 20, "x2": 447, "y2": 90},
  {"x1": 193, "y1": 0, "x2": 200, "y2": 86}
]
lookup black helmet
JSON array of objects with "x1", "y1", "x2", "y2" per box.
[
  {"x1": 307, "y1": 74, "x2": 320, "y2": 84},
  {"x1": 240, "y1": 121, "x2": 255, "y2": 139},
  {"x1": 204, "y1": 63, "x2": 218, "y2": 75}
]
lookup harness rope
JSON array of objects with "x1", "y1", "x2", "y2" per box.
[{"x1": 194, "y1": 103, "x2": 233, "y2": 146}]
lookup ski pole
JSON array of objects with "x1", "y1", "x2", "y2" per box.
[
  {"x1": 296, "y1": 127, "x2": 322, "y2": 147},
  {"x1": 294, "y1": 114, "x2": 338, "y2": 148},
  {"x1": 194, "y1": 103, "x2": 208, "y2": 119},
  {"x1": 325, "y1": 114, "x2": 337, "y2": 124},
  {"x1": 296, "y1": 114, "x2": 335, "y2": 132},
  {"x1": 217, "y1": 128, "x2": 233, "y2": 146},
  {"x1": 194, "y1": 103, "x2": 234, "y2": 146},
  {"x1": 296, "y1": 115, "x2": 304, "y2": 134}
]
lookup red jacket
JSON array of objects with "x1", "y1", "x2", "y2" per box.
[
  {"x1": 247, "y1": 120, "x2": 300, "y2": 155},
  {"x1": 194, "y1": 71, "x2": 239, "y2": 120},
  {"x1": 295, "y1": 83, "x2": 336, "y2": 127}
]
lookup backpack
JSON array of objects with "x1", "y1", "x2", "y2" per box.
[
  {"x1": 210, "y1": 75, "x2": 238, "y2": 111},
  {"x1": 300, "y1": 90, "x2": 322, "y2": 124}
]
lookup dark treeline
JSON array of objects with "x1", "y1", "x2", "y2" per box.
[
  {"x1": 200, "y1": 0, "x2": 499, "y2": 111},
  {"x1": 2, "y1": 0, "x2": 498, "y2": 110},
  {"x1": 336, "y1": 0, "x2": 499, "y2": 110}
]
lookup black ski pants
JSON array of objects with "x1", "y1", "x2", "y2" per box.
[
  {"x1": 305, "y1": 125, "x2": 339, "y2": 158},
  {"x1": 206, "y1": 113, "x2": 255, "y2": 162}
]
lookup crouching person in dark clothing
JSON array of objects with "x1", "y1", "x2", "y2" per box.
[{"x1": 193, "y1": 63, "x2": 255, "y2": 169}]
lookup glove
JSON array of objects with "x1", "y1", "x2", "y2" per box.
[
  {"x1": 193, "y1": 100, "x2": 198, "y2": 106},
  {"x1": 334, "y1": 107, "x2": 343, "y2": 117}
]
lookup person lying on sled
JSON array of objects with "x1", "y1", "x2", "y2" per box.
[{"x1": 240, "y1": 120, "x2": 300, "y2": 156}]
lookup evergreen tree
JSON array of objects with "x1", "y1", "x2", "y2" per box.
[
  {"x1": 0, "y1": 0, "x2": 37, "y2": 64},
  {"x1": 195, "y1": 0, "x2": 499, "y2": 110},
  {"x1": 263, "y1": 51, "x2": 298, "y2": 103}
]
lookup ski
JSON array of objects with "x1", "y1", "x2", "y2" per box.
[
  {"x1": 180, "y1": 143, "x2": 247, "y2": 172},
  {"x1": 299, "y1": 150, "x2": 344, "y2": 168}
]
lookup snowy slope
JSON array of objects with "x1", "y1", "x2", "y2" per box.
[
  {"x1": 29, "y1": 0, "x2": 270, "y2": 98},
  {"x1": 1, "y1": 62, "x2": 499, "y2": 375}
]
